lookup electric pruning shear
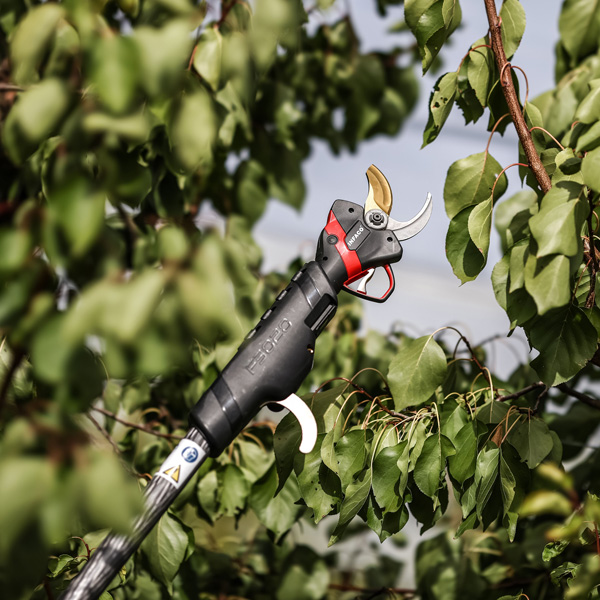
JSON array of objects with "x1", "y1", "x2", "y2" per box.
[{"x1": 62, "y1": 165, "x2": 432, "y2": 600}]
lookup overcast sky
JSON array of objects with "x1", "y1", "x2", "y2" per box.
[{"x1": 255, "y1": 0, "x2": 563, "y2": 377}]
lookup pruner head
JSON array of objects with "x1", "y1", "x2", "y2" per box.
[{"x1": 363, "y1": 164, "x2": 432, "y2": 241}]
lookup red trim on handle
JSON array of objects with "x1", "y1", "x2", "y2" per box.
[
  {"x1": 324, "y1": 210, "x2": 363, "y2": 279},
  {"x1": 343, "y1": 264, "x2": 395, "y2": 302}
]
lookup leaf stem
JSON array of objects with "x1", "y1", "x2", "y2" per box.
[{"x1": 483, "y1": 0, "x2": 552, "y2": 193}]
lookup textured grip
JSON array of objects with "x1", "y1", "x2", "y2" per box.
[{"x1": 189, "y1": 260, "x2": 338, "y2": 455}]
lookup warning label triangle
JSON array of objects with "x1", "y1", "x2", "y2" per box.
[{"x1": 163, "y1": 465, "x2": 180, "y2": 483}]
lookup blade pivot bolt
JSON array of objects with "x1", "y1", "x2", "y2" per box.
[
  {"x1": 327, "y1": 234, "x2": 338, "y2": 244},
  {"x1": 366, "y1": 209, "x2": 388, "y2": 230}
]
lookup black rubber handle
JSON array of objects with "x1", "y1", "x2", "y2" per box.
[{"x1": 189, "y1": 260, "x2": 338, "y2": 455}]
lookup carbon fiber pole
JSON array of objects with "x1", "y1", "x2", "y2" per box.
[{"x1": 61, "y1": 428, "x2": 211, "y2": 600}]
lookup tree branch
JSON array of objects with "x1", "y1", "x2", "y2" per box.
[
  {"x1": 496, "y1": 382, "x2": 546, "y2": 402},
  {"x1": 557, "y1": 383, "x2": 600, "y2": 410},
  {"x1": 483, "y1": 0, "x2": 552, "y2": 194},
  {"x1": 91, "y1": 406, "x2": 184, "y2": 440}
]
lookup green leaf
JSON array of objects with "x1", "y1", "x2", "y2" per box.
[
  {"x1": 467, "y1": 42, "x2": 494, "y2": 105},
  {"x1": 372, "y1": 443, "x2": 405, "y2": 512},
  {"x1": 414, "y1": 434, "x2": 454, "y2": 499},
  {"x1": 249, "y1": 465, "x2": 303, "y2": 542},
  {"x1": 273, "y1": 411, "x2": 302, "y2": 492},
  {"x1": 31, "y1": 315, "x2": 72, "y2": 384},
  {"x1": 529, "y1": 183, "x2": 586, "y2": 257},
  {"x1": 467, "y1": 195, "x2": 493, "y2": 260},
  {"x1": 294, "y1": 435, "x2": 341, "y2": 523},
  {"x1": 135, "y1": 20, "x2": 193, "y2": 98},
  {"x1": 169, "y1": 88, "x2": 218, "y2": 172},
  {"x1": 444, "y1": 152, "x2": 507, "y2": 219},
  {"x1": 3, "y1": 78, "x2": 71, "y2": 164},
  {"x1": 276, "y1": 547, "x2": 330, "y2": 600},
  {"x1": 543, "y1": 540, "x2": 569, "y2": 562},
  {"x1": 499, "y1": 0, "x2": 526, "y2": 58},
  {"x1": 507, "y1": 418, "x2": 554, "y2": 468},
  {"x1": 519, "y1": 490, "x2": 573, "y2": 517},
  {"x1": 559, "y1": 0, "x2": 600, "y2": 62},
  {"x1": 141, "y1": 512, "x2": 191, "y2": 587},
  {"x1": 90, "y1": 36, "x2": 139, "y2": 115},
  {"x1": 422, "y1": 71, "x2": 458, "y2": 146},
  {"x1": 447, "y1": 422, "x2": 477, "y2": 484},
  {"x1": 530, "y1": 305, "x2": 598, "y2": 385},
  {"x1": 582, "y1": 146, "x2": 600, "y2": 192},
  {"x1": 218, "y1": 464, "x2": 250, "y2": 517},
  {"x1": 197, "y1": 470, "x2": 220, "y2": 522},
  {"x1": 334, "y1": 429, "x2": 367, "y2": 490},
  {"x1": 329, "y1": 469, "x2": 371, "y2": 545},
  {"x1": 474, "y1": 444, "x2": 499, "y2": 518},
  {"x1": 406, "y1": 0, "x2": 460, "y2": 73},
  {"x1": 575, "y1": 80, "x2": 600, "y2": 124},
  {"x1": 388, "y1": 335, "x2": 447, "y2": 410},
  {"x1": 0, "y1": 457, "x2": 54, "y2": 559},
  {"x1": 523, "y1": 253, "x2": 571, "y2": 315},
  {"x1": 193, "y1": 28, "x2": 223, "y2": 91},
  {"x1": 10, "y1": 4, "x2": 65, "y2": 85},
  {"x1": 494, "y1": 190, "x2": 538, "y2": 253},
  {"x1": 446, "y1": 206, "x2": 486, "y2": 283},
  {"x1": 499, "y1": 452, "x2": 516, "y2": 515},
  {"x1": 48, "y1": 177, "x2": 105, "y2": 257}
]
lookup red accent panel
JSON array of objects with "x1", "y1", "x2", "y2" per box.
[
  {"x1": 343, "y1": 264, "x2": 395, "y2": 302},
  {"x1": 325, "y1": 211, "x2": 363, "y2": 278}
]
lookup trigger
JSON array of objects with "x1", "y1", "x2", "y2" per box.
[
  {"x1": 357, "y1": 268, "x2": 375, "y2": 294},
  {"x1": 272, "y1": 394, "x2": 317, "y2": 454}
]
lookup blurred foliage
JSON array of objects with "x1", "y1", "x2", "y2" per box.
[
  {"x1": 6, "y1": 1, "x2": 600, "y2": 600},
  {"x1": 0, "y1": 0, "x2": 421, "y2": 598}
]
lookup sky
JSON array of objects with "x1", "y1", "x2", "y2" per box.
[{"x1": 254, "y1": 0, "x2": 563, "y2": 378}]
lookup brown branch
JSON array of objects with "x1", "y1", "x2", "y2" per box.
[
  {"x1": 557, "y1": 384, "x2": 600, "y2": 410},
  {"x1": 483, "y1": 0, "x2": 552, "y2": 194},
  {"x1": 91, "y1": 406, "x2": 184, "y2": 440},
  {"x1": 496, "y1": 381, "x2": 546, "y2": 402},
  {"x1": 329, "y1": 583, "x2": 417, "y2": 598},
  {"x1": 86, "y1": 412, "x2": 123, "y2": 455}
]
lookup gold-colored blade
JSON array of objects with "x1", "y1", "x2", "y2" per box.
[{"x1": 365, "y1": 165, "x2": 393, "y2": 215}]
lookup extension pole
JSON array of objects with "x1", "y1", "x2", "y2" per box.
[{"x1": 61, "y1": 429, "x2": 210, "y2": 599}]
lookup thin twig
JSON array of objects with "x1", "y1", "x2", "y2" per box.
[
  {"x1": 86, "y1": 412, "x2": 122, "y2": 455},
  {"x1": 557, "y1": 383, "x2": 600, "y2": 410},
  {"x1": 496, "y1": 381, "x2": 545, "y2": 402},
  {"x1": 91, "y1": 406, "x2": 184, "y2": 439},
  {"x1": 483, "y1": 0, "x2": 552, "y2": 193}
]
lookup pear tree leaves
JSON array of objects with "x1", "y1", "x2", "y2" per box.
[
  {"x1": 388, "y1": 335, "x2": 447, "y2": 410},
  {"x1": 405, "y1": 0, "x2": 462, "y2": 74}
]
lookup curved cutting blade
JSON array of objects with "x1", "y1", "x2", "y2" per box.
[
  {"x1": 387, "y1": 192, "x2": 433, "y2": 241},
  {"x1": 365, "y1": 164, "x2": 393, "y2": 215}
]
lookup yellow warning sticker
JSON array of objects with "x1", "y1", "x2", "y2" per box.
[
  {"x1": 163, "y1": 465, "x2": 180, "y2": 483},
  {"x1": 155, "y1": 440, "x2": 203, "y2": 488}
]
